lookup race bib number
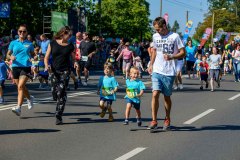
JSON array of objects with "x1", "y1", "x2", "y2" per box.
[
  {"x1": 102, "y1": 87, "x2": 113, "y2": 96},
  {"x1": 126, "y1": 88, "x2": 137, "y2": 98},
  {"x1": 81, "y1": 56, "x2": 88, "y2": 62},
  {"x1": 199, "y1": 67, "x2": 206, "y2": 73}
]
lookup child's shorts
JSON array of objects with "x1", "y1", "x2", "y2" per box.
[
  {"x1": 0, "y1": 80, "x2": 5, "y2": 88},
  {"x1": 125, "y1": 98, "x2": 140, "y2": 110},
  {"x1": 200, "y1": 74, "x2": 208, "y2": 81},
  {"x1": 100, "y1": 97, "x2": 113, "y2": 105}
]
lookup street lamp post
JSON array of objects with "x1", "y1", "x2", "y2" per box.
[{"x1": 211, "y1": 8, "x2": 226, "y2": 47}]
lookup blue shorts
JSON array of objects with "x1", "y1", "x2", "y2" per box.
[
  {"x1": 100, "y1": 97, "x2": 113, "y2": 105},
  {"x1": 125, "y1": 98, "x2": 140, "y2": 110},
  {"x1": 151, "y1": 72, "x2": 175, "y2": 96}
]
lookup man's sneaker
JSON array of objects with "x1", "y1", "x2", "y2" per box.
[
  {"x1": 179, "y1": 84, "x2": 183, "y2": 90},
  {"x1": 12, "y1": 106, "x2": 21, "y2": 116},
  {"x1": 200, "y1": 86, "x2": 203, "y2": 90},
  {"x1": 108, "y1": 115, "x2": 114, "y2": 122},
  {"x1": 27, "y1": 95, "x2": 34, "y2": 110},
  {"x1": 56, "y1": 115, "x2": 63, "y2": 125},
  {"x1": 205, "y1": 83, "x2": 209, "y2": 88},
  {"x1": 99, "y1": 107, "x2": 107, "y2": 118},
  {"x1": 74, "y1": 81, "x2": 78, "y2": 90},
  {"x1": 147, "y1": 120, "x2": 158, "y2": 130},
  {"x1": 82, "y1": 81, "x2": 88, "y2": 86},
  {"x1": 162, "y1": 118, "x2": 171, "y2": 131},
  {"x1": 137, "y1": 118, "x2": 142, "y2": 126},
  {"x1": 123, "y1": 119, "x2": 129, "y2": 125}
]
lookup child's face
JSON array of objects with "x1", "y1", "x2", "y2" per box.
[
  {"x1": 104, "y1": 67, "x2": 112, "y2": 76},
  {"x1": 198, "y1": 55, "x2": 201, "y2": 60},
  {"x1": 202, "y1": 57, "x2": 206, "y2": 62},
  {"x1": 130, "y1": 69, "x2": 139, "y2": 80}
]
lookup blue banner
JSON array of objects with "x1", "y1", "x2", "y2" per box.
[{"x1": 0, "y1": 2, "x2": 10, "y2": 18}]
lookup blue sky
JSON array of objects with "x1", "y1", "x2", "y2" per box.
[{"x1": 147, "y1": 0, "x2": 209, "y2": 35}]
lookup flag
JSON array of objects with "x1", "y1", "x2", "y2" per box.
[
  {"x1": 163, "y1": 13, "x2": 169, "y2": 25},
  {"x1": 200, "y1": 28, "x2": 212, "y2": 47},
  {"x1": 182, "y1": 20, "x2": 193, "y2": 45}
]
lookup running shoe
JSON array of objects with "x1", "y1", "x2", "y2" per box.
[
  {"x1": 200, "y1": 86, "x2": 203, "y2": 90},
  {"x1": 27, "y1": 95, "x2": 34, "y2": 110},
  {"x1": 162, "y1": 118, "x2": 171, "y2": 131},
  {"x1": 137, "y1": 118, "x2": 142, "y2": 126},
  {"x1": 123, "y1": 119, "x2": 129, "y2": 125},
  {"x1": 82, "y1": 81, "x2": 88, "y2": 86},
  {"x1": 147, "y1": 120, "x2": 158, "y2": 130},
  {"x1": 179, "y1": 84, "x2": 183, "y2": 90},
  {"x1": 55, "y1": 115, "x2": 63, "y2": 125},
  {"x1": 12, "y1": 106, "x2": 21, "y2": 116},
  {"x1": 173, "y1": 85, "x2": 178, "y2": 90},
  {"x1": 0, "y1": 97, "x2": 4, "y2": 104},
  {"x1": 99, "y1": 107, "x2": 107, "y2": 118},
  {"x1": 108, "y1": 115, "x2": 114, "y2": 122}
]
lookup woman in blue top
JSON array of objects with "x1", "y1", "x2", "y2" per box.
[
  {"x1": 7, "y1": 24, "x2": 35, "y2": 116},
  {"x1": 185, "y1": 40, "x2": 197, "y2": 79}
]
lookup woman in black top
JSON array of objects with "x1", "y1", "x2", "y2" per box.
[{"x1": 44, "y1": 26, "x2": 78, "y2": 125}]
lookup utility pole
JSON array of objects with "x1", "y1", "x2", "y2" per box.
[
  {"x1": 160, "y1": 0, "x2": 162, "y2": 17},
  {"x1": 186, "y1": 10, "x2": 189, "y2": 22}
]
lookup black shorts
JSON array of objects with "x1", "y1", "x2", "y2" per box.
[
  {"x1": 12, "y1": 67, "x2": 31, "y2": 79},
  {"x1": 186, "y1": 61, "x2": 195, "y2": 71},
  {"x1": 0, "y1": 80, "x2": 5, "y2": 88},
  {"x1": 79, "y1": 59, "x2": 92, "y2": 70},
  {"x1": 39, "y1": 74, "x2": 49, "y2": 80},
  {"x1": 200, "y1": 74, "x2": 208, "y2": 81}
]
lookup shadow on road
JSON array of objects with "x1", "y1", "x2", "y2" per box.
[
  {"x1": 171, "y1": 125, "x2": 240, "y2": 131},
  {"x1": 0, "y1": 129, "x2": 61, "y2": 135}
]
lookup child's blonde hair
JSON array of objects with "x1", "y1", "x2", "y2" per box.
[
  {"x1": 130, "y1": 66, "x2": 139, "y2": 75},
  {"x1": 104, "y1": 63, "x2": 113, "y2": 71}
]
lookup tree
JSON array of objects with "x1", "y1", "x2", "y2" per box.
[
  {"x1": 171, "y1": 20, "x2": 180, "y2": 33},
  {"x1": 100, "y1": 0, "x2": 151, "y2": 40},
  {"x1": 193, "y1": 9, "x2": 240, "y2": 43}
]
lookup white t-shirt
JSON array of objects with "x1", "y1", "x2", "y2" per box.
[
  {"x1": 209, "y1": 54, "x2": 221, "y2": 69},
  {"x1": 152, "y1": 32, "x2": 184, "y2": 76}
]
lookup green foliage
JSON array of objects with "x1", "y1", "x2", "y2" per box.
[{"x1": 171, "y1": 20, "x2": 180, "y2": 33}]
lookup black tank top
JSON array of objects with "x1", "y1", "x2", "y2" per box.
[{"x1": 50, "y1": 40, "x2": 74, "y2": 71}]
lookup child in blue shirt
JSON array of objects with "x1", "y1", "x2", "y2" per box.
[
  {"x1": 0, "y1": 53, "x2": 11, "y2": 103},
  {"x1": 193, "y1": 54, "x2": 202, "y2": 78},
  {"x1": 123, "y1": 67, "x2": 146, "y2": 126},
  {"x1": 97, "y1": 63, "x2": 119, "y2": 122},
  {"x1": 38, "y1": 54, "x2": 49, "y2": 89}
]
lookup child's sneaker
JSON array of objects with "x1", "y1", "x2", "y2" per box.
[
  {"x1": 147, "y1": 120, "x2": 158, "y2": 130},
  {"x1": 12, "y1": 106, "x2": 21, "y2": 116},
  {"x1": 205, "y1": 83, "x2": 208, "y2": 88},
  {"x1": 137, "y1": 118, "x2": 142, "y2": 126},
  {"x1": 99, "y1": 107, "x2": 107, "y2": 118},
  {"x1": 123, "y1": 119, "x2": 129, "y2": 125},
  {"x1": 162, "y1": 118, "x2": 171, "y2": 131},
  {"x1": 172, "y1": 85, "x2": 178, "y2": 90},
  {"x1": 108, "y1": 115, "x2": 114, "y2": 122}
]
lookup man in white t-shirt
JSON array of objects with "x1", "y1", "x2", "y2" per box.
[{"x1": 148, "y1": 17, "x2": 185, "y2": 131}]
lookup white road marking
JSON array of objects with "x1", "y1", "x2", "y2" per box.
[
  {"x1": 183, "y1": 109, "x2": 215, "y2": 125},
  {"x1": 115, "y1": 147, "x2": 147, "y2": 160},
  {"x1": 228, "y1": 93, "x2": 240, "y2": 101},
  {"x1": 0, "y1": 91, "x2": 95, "y2": 111}
]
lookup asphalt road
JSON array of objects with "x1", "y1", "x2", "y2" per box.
[{"x1": 0, "y1": 73, "x2": 240, "y2": 160}]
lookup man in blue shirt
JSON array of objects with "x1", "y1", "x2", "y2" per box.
[{"x1": 40, "y1": 34, "x2": 50, "y2": 55}]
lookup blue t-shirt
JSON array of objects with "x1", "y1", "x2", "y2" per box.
[
  {"x1": 98, "y1": 76, "x2": 119, "y2": 101},
  {"x1": 38, "y1": 61, "x2": 48, "y2": 75},
  {"x1": 194, "y1": 59, "x2": 202, "y2": 71},
  {"x1": 40, "y1": 39, "x2": 50, "y2": 54},
  {"x1": 8, "y1": 39, "x2": 34, "y2": 67},
  {"x1": 0, "y1": 60, "x2": 9, "y2": 80},
  {"x1": 185, "y1": 46, "x2": 197, "y2": 62},
  {"x1": 124, "y1": 79, "x2": 146, "y2": 104}
]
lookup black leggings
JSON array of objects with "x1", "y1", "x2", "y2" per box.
[{"x1": 51, "y1": 70, "x2": 70, "y2": 117}]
